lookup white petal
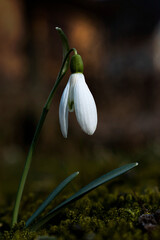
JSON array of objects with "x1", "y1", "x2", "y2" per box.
[
  {"x1": 59, "y1": 80, "x2": 70, "y2": 138},
  {"x1": 74, "y1": 73, "x2": 97, "y2": 135}
]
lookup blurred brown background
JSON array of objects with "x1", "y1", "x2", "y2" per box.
[{"x1": 0, "y1": 0, "x2": 160, "y2": 183}]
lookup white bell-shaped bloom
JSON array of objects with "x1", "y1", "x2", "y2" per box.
[{"x1": 59, "y1": 73, "x2": 97, "y2": 138}]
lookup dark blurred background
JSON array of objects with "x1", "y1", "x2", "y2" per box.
[{"x1": 0, "y1": 0, "x2": 160, "y2": 199}]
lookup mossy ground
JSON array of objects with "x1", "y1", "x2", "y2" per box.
[{"x1": 0, "y1": 144, "x2": 160, "y2": 239}]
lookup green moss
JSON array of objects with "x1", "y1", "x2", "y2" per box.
[
  {"x1": 1, "y1": 145, "x2": 160, "y2": 239},
  {"x1": 1, "y1": 187, "x2": 160, "y2": 239}
]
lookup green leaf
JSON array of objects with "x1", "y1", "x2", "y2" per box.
[
  {"x1": 31, "y1": 162, "x2": 138, "y2": 230},
  {"x1": 26, "y1": 171, "x2": 79, "y2": 227},
  {"x1": 55, "y1": 27, "x2": 70, "y2": 77}
]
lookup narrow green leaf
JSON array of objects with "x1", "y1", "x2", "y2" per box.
[
  {"x1": 26, "y1": 171, "x2": 79, "y2": 227},
  {"x1": 31, "y1": 162, "x2": 138, "y2": 230},
  {"x1": 55, "y1": 27, "x2": 70, "y2": 77}
]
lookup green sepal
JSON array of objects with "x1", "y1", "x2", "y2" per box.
[{"x1": 70, "y1": 54, "x2": 84, "y2": 73}]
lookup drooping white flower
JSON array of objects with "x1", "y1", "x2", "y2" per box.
[{"x1": 59, "y1": 73, "x2": 97, "y2": 138}]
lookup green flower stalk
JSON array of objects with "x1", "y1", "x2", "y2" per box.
[{"x1": 11, "y1": 28, "x2": 73, "y2": 227}]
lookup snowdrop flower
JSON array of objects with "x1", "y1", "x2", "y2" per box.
[{"x1": 59, "y1": 53, "x2": 97, "y2": 138}]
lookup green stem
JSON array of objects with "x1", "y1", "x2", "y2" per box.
[{"x1": 11, "y1": 48, "x2": 75, "y2": 227}]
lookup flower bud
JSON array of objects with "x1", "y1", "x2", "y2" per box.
[{"x1": 70, "y1": 54, "x2": 83, "y2": 73}]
